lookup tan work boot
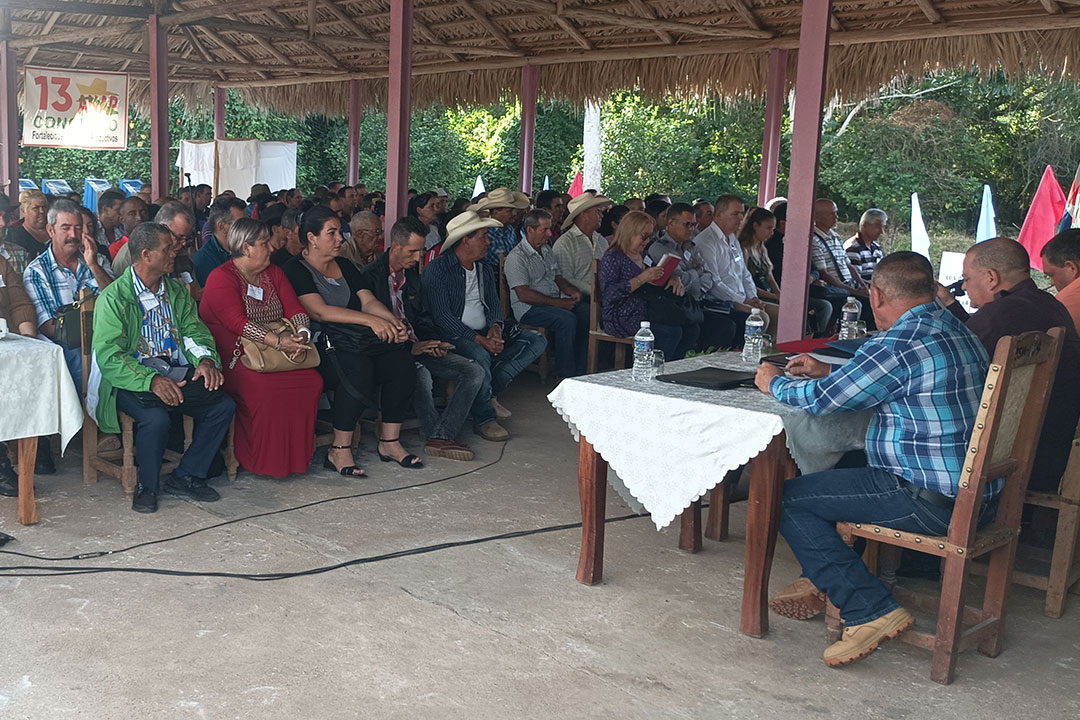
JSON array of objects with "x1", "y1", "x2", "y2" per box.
[
  {"x1": 491, "y1": 398, "x2": 512, "y2": 420},
  {"x1": 824, "y1": 607, "x2": 915, "y2": 667},
  {"x1": 424, "y1": 439, "x2": 475, "y2": 461},
  {"x1": 477, "y1": 421, "x2": 510, "y2": 441},
  {"x1": 769, "y1": 577, "x2": 827, "y2": 620}
]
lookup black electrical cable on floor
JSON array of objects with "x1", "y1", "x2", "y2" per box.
[{"x1": 0, "y1": 442, "x2": 509, "y2": 562}]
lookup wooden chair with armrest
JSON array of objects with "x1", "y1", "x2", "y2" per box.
[
  {"x1": 587, "y1": 260, "x2": 633, "y2": 374},
  {"x1": 79, "y1": 291, "x2": 238, "y2": 494},
  {"x1": 824, "y1": 328, "x2": 1064, "y2": 684}
]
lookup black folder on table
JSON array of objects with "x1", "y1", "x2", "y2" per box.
[{"x1": 655, "y1": 367, "x2": 757, "y2": 391}]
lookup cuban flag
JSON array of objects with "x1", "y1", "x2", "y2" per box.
[{"x1": 1058, "y1": 162, "x2": 1080, "y2": 231}]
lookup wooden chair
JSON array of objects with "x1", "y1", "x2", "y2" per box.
[
  {"x1": 587, "y1": 259, "x2": 633, "y2": 374},
  {"x1": 824, "y1": 328, "x2": 1064, "y2": 685},
  {"x1": 79, "y1": 292, "x2": 238, "y2": 495},
  {"x1": 497, "y1": 253, "x2": 551, "y2": 381}
]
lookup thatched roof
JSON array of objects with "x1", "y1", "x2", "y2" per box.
[{"x1": 7, "y1": 0, "x2": 1080, "y2": 115}]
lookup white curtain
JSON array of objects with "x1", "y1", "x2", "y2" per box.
[
  {"x1": 257, "y1": 141, "x2": 298, "y2": 192},
  {"x1": 176, "y1": 139, "x2": 298, "y2": 196},
  {"x1": 216, "y1": 139, "x2": 259, "y2": 198},
  {"x1": 176, "y1": 140, "x2": 215, "y2": 189}
]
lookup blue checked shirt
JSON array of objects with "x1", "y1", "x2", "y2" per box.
[
  {"x1": 22, "y1": 246, "x2": 100, "y2": 330},
  {"x1": 482, "y1": 224, "x2": 520, "y2": 268},
  {"x1": 132, "y1": 270, "x2": 184, "y2": 363},
  {"x1": 770, "y1": 302, "x2": 998, "y2": 499}
]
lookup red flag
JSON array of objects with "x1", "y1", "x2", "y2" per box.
[
  {"x1": 1018, "y1": 165, "x2": 1066, "y2": 271},
  {"x1": 567, "y1": 172, "x2": 584, "y2": 198}
]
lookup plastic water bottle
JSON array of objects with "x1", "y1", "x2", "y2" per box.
[
  {"x1": 742, "y1": 308, "x2": 765, "y2": 364},
  {"x1": 632, "y1": 321, "x2": 655, "y2": 382},
  {"x1": 839, "y1": 296, "x2": 861, "y2": 339}
]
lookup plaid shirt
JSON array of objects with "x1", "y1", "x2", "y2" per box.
[
  {"x1": 811, "y1": 227, "x2": 855, "y2": 284},
  {"x1": 0, "y1": 239, "x2": 28, "y2": 274},
  {"x1": 844, "y1": 233, "x2": 884, "y2": 284},
  {"x1": 770, "y1": 302, "x2": 998, "y2": 500},
  {"x1": 22, "y1": 246, "x2": 101, "y2": 329},
  {"x1": 482, "y1": 224, "x2": 520, "y2": 268}
]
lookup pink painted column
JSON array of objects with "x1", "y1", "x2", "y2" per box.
[
  {"x1": 777, "y1": 0, "x2": 832, "y2": 343},
  {"x1": 757, "y1": 49, "x2": 788, "y2": 207},
  {"x1": 148, "y1": 14, "x2": 171, "y2": 198},
  {"x1": 347, "y1": 79, "x2": 362, "y2": 187},
  {"x1": 518, "y1": 65, "x2": 539, "y2": 196},
  {"x1": 213, "y1": 86, "x2": 227, "y2": 139},
  {"x1": 0, "y1": 33, "x2": 17, "y2": 204},
  {"x1": 384, "y1": 0, "x2": 413, "y2": 240}
]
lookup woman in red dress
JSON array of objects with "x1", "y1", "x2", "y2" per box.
[{"x1": 200, "y1": 218, "x2": 323, "y2": 477}]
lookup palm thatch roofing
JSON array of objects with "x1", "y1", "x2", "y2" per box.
[{"x1": 5, "y1": 0, "x2": 1080, "y2": 115}]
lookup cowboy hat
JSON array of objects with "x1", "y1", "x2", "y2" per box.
[
  {"x1": 443, "y1": 211, "x2": 503, "y2": 252},
  {"x1": 472, "y1": 187, "x2": 530, "y2": 212},
  {"x1": 561, "y1": 191, "x2": 612, "y2": 230},
  {"x1": 248, "y1": 183, "x2": 271, "y2": 202}
]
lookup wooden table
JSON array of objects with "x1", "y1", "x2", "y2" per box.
[{"x1": 575, "y1": 432, "x2": 796, "y2": 637}]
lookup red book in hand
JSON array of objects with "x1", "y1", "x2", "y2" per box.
[{"x1": 651, "y1": 253, "x2": 681, "y2": 286}]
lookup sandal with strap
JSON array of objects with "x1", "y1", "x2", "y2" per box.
[
  {"x1": 323, "y1": 445, "x2": 366, "y2": 477},
  {"x1": 377, "y1": 437, "x2": 424, "y2": 469}
]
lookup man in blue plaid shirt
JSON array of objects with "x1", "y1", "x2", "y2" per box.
[{"x1": 753, "y1": 252, "x2": 992, "y2": 668}]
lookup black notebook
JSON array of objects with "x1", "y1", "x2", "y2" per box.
[{"x1": 655, "y1": 367, "x2": 757, "y2": 391}]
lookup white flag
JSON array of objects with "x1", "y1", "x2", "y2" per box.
[
  {"x1": 472, "y1": 175, "x2": 486, "y2": 199},
  {"x1": 976, "y1": 184, "x2": 997, "y2": 242},
  {"x1": 911, "y1": 192, "x2": 931, "y2": 259}
]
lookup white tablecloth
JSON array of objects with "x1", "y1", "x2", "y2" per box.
[
  {"x1": 0, "y1": 334, "x2": 84, "y2": 453},
  {"x1": 548, "y1": 353, "x2": 872, "y2": 529}
]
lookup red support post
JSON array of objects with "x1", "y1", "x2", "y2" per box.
[
  {"x1": 518, "y1": 65, "x2": 539, "y2": 196},
  {"x1": 384, "y1": 0, "x2": 413, "y2": 240},
  {"x1": 757, "y1": 49, "x2": 788, "y2": 208},
  {"x1": 213, "y1": 86, "x2": 227, "y2": 139},
  {"x1": 347, "y1": 79, "x2": 363, "y2": 187},
  {"x1": 148, "y1": 14, "x2": 171, "y2": 198},
  {"x1": 0, "y1": 31, "x2": 17, "y2": 205},
  {"x1": 777, "y1": 0, "x2": 832, "y2": 343}
]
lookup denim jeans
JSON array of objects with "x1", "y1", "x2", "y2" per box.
[
  {"x1": 520, "y1": 302, "x2": 590, "y2": 377},
  {"x1": 650, "y1": 322, "x2": 699, "y2": 361},
  {"x1": 115, "y1": 382, "x2": 235, "y2": 493},
  {"x1": 780, "y1": 466, "x2": 998, "y2": 626},
  {"x1": 452, "y1": 329, "x2": 547, "y2": 426},
  {"x1": 61, "y1": 344, "x2": 83, "y2": 395},
  {"x1": 414, "y1": 351, "x2": 485, "y2": 442}
]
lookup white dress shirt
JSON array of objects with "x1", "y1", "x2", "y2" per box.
[{"x1": 693, "y1": 222, "x2": 757, "y2": 304}]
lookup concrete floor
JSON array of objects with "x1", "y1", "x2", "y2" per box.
[{"x1": 1, "y1": 379, "x2": 1078, "y2": 719}]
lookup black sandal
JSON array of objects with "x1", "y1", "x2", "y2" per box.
[
  {"x1": 377, "y1": 437, "x2": 424, "y2": 469},
  {"x1": 323, "y1": 445, "x2": 366, "y2": 477}
]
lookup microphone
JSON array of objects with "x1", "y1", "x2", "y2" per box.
[{"x1": 946, "y1": 278, "x2": 966, "y2": 298}]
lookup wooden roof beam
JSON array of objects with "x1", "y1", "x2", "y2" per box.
[
  {"x1": 0, "y1": 0, "x2": 150, "y2": 18},
  {"x1": 23, "y1": 10, "x2": 60, "y2": 65},
  {"x1": 318, "y1": 0, "x2": 388, "y2": 57},
  {"x1": 553, "y1": 15, "x2": 593, "y2": 50},
  {"x1": 10, "y1": 20, "x2": 144, "y2": 49},
  {"x1": 626, "y1": 0, "x2": 673, "y2": 43},
  {"x1": 914, "y1": 0, "x2": 944, "y2": 23},
  {"x1": 458, "y1": 0, "x2": 518, "y2": 51},
  {"x1": 261, "y1": 7, "x2": 348, "y2": 71},
  {"x1": 413, "y1": 18, "x2": 462, "y2": 62},
  {"x1": 725, "y1": 0, "x2": 765, "y2": 31},
  {"x1": 501, "y1": 0, "x2": 774, "y2": 39},
  {"x1": 1040, "y1": 0, "x2": 1063, "y2": 14},
  {"x1": 181, "y1": 26, "x2": 228, "y2": 81}
]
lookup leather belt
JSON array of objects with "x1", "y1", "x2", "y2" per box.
[{"x1": 899, "y1": 479, "x2": 956, "y2": 510}]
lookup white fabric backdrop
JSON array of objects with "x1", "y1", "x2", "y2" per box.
[
  {"x1": 176, "y1": 140, "x2": 215, "y2": 188},
  {"x1": 176, "y1": 140, "x2": 297, "y2": 196},
  {"x1": 257, "y1": 141, "x2": 298, "y2": 192},
  {"x1": 216, "y1": 140, "x2": 259, "y2": 200}
]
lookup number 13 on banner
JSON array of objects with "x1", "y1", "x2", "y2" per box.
[{"x1": 33, "y1": 74, "x2": 74, "y2": 112}]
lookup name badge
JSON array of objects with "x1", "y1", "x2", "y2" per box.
[
  {"x1": 180, "y1": 272, "x2": 193, "y2": 285},
  {"x1": 247, "y1": 284, "x2": 264, "y2": 301},
  {"x1": 0, "y1": 274, "x2": 5, "y2": 288},
  {"x1": 138, "y1": 292, "x2": 159, "y2": 312}
]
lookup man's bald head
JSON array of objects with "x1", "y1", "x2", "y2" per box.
[
  {"x1": 966, "y1": 238, "x2": 1031, "y2": 282},
  {"x1": 813, "y1": 198, "x2": 838, "y2": 232},
  {"x1": 871, "y1": 251, "x2": 936, "y2": 302}
]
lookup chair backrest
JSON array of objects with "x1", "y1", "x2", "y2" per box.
[
  {"x1": 497, "y1": 252, "x2": 512, "y2": 320},
  {"x1": 948, "y1": 327, "x2": 1064, "y2": 547},
  {"x1": 589, "y1": 259, "x2": 602, "y2": 334},
  {"x1": 78, "y1": 289, "x2": 97, "y2": 397}
]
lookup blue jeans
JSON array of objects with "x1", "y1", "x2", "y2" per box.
[
  {"x1": 650, "y1": 322, "x2": 699, "y2": 361},
  {"x1": 414, "y1": 351, "x2": 485, "y2": 442},
  {"x1": 780, "y1": 466, "x2": 997, "y2": 626},
  {"x1": 452, "y1": 329, "x2": 547, "y2": 426},
  {"x1": 521, "y1": 302, "x2": 590, "y2": 377}
]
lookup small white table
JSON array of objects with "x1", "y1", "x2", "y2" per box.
[
  {"x1": 549, "y1": 352, "x2": 871, "y2": 636},
  {"x1": 0, "y1": 334, "x2": 84, "y2": 524}
]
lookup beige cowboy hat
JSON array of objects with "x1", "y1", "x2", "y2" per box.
[
  {"x1": 472, "y1": 187, "x2": 530, "y2": 212},
  {"x1": 443, "y1": 211, "x2": 503, "y2": 252},
  {"x1": 561, "y1": 191, "x2": 612, "y2": 230}
]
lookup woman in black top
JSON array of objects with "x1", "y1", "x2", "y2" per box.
[{"x1": 283, "y1": 206, "x2": 422, "y2": 474}]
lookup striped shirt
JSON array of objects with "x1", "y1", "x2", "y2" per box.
[
  {"x1": 132, "y1": 270, "x2": 184, "y2": 363},
  {"x1": 22, "y1": 246, "x2": 100, "y2": 329},
  {"x1": 811, "y1": 227, "x2": 855, "y2": 284},
  {"x1": 770, "y1": 302, "x2": 997, "y2": 499}
]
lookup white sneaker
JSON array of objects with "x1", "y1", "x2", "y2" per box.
[{"x1": 491, "y1": 398, "x2": 512, "y2": 420}]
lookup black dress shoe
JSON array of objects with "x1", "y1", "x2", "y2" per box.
[
  {"x1": 34, "y1": 437, "x2": 56, "y2": 476},
  {"x1": 131, "y1": 484, "x2": 158, "y2": 513},
  {"x1": 0, "y1": 473, "x2": 17, "y2": 497},
  {"x1": 166, "y1": 470, "x2": 221, "y2": 502}
]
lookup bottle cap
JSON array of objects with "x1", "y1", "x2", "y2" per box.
[
  {"x1": 640, "y1": 321, "x2": 650, "y2": 328},
  {"x1": 847, "y1": 296, "x2": 857, "y2": 302}
]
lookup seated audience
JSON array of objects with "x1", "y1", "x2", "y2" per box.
[
  {"x1": 121, "y1": 195, "x2": 149, "y2": 236},
  {"x1": 0, "y1": 253, "x2": 39, "y2": 495},
  {"x1": 361, "y1": 217, "x2": 484, "y2": 461},
  {"x1": 695, "y1": 194, "x2": 765, "y2": 340},
  {"x1": 0, "y1": 194, "x2": 29, "y2": 273},
  {"x1": 600, "y1": 204, "x2": 631, "y2": 244},
  {"x1": 811, "y1": 198, "x2": 875, "y2": 327},
  {"x1": 1040, "y1": 229, "x2": 1080, "y2": 331},
  {"x1": 554, "y1": 192, "x2": 612, "y2": 297},
  {"x1": 88, "y1": 222, "x2": 235, "y2": 514},
  {"x1": 270, "y1": 206, "x2": 304, "y2": 267},
  {"x1": 624, "y1": 198, "x2": 645, "y2": 212},
  {"x1": 96, "y1": 189, "x2": 127, "y2": 254},
  {"x1": 936, "y1": 238, "x2": 1080, "y2": 493},
  {"x1": 342, "y1": 210, "x2": 382, "y2": 267},
  {"x1": 409, "y1": 191, "x2": 442, "y2": 250},
  {"x1": 200, "y1": 218, "x2": 323, "y2": 478},
  {"x1": 284, "y1": 206, "x2": 422, "y2": 474},
  {"x1": 736, "y1": 206, "x2": 781, "y2": 327},
  {"x1": 692, "y1": 200, "x2": 713, "y2": 239},
  {"x1": 765, "y1": 200, "x2": 786, "y2": 281},
  {"x1": 644, "y1": 199, "x2": 670, "y2": 241},
  {"x1": 599, "y1": 210, "x2": 698, "y2": 360},
  {"x1": 535, "y1": 190, "x2": 566, "y2": 233},
  {"x1": 9, "y1": 189, "x2": 50, "y2": 262},
  {"x1": 422, "y1": 211, "x2": 547, "y2": 441},
  {"x1": 474, "y1": 188, "x2": 530, "y2": 268},
  {"x1": 845, "y1": 209, "x2": 887, "y2": 285},
  {"x1": 193, "y1": 197, "x2": 246, "y2": 285},
  {"x1": 754, "y1": 252, "x2": 990, "y2": 667},
  {"x1": 505, "y1": 209, "x2": 589, "y2": 378}
]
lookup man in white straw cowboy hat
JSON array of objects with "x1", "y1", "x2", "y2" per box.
[
  {"x1": 471, "y1": 187, "x2": 531, "y2": 269},
  {"x1": 554, "y1": 191, "x2": 612, "y2": 297},
  {"x1": 422, "y1": 211, "x2": 548, "y2": 442}
]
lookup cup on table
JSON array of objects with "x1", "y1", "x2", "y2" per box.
[
  {"x1": 0, "y1": 317, "x2": 7, "y2": 340},
  {"x1": 651, "y1": 350, "x2": 665, "y2": 379},
  {"x1": 760, "y1": 333, "x2": 774, "y2": 355},
  {"x1": 854, "y1": 321, "x2": 868, "y2": 338}
]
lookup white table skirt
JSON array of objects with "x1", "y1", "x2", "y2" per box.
[
  {"x1": 0, "y1": 334, "x2": 85, "y2": 453},
  {"x1": 548, "y1": 353, "x2": 871, "y2": 529}
]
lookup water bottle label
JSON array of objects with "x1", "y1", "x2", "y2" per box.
[
  {"x1": 745, "y1": 326, "x2": 763, "y2": 338},
  {"x1": 634, "y1": 339, "x2": 653, "y2": 354}
]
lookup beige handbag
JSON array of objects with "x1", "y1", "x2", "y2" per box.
[{"x1": 233, "y1": 318, "x2": 320, "y2": 373}]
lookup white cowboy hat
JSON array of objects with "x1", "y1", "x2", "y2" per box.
[
  {"x1": 561, "y1": 191, "x2": 612, "y2": 230},
  {"x1": 472, "y1": 187, "x2": 530, "y2": 212},
  {"x1": 443, "y1": 211, "x2": 503, "y2": 252}
]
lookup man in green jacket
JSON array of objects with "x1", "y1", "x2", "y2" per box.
[{"x1": 88, "y1": 223, "x2": 235, "y2": 514}]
